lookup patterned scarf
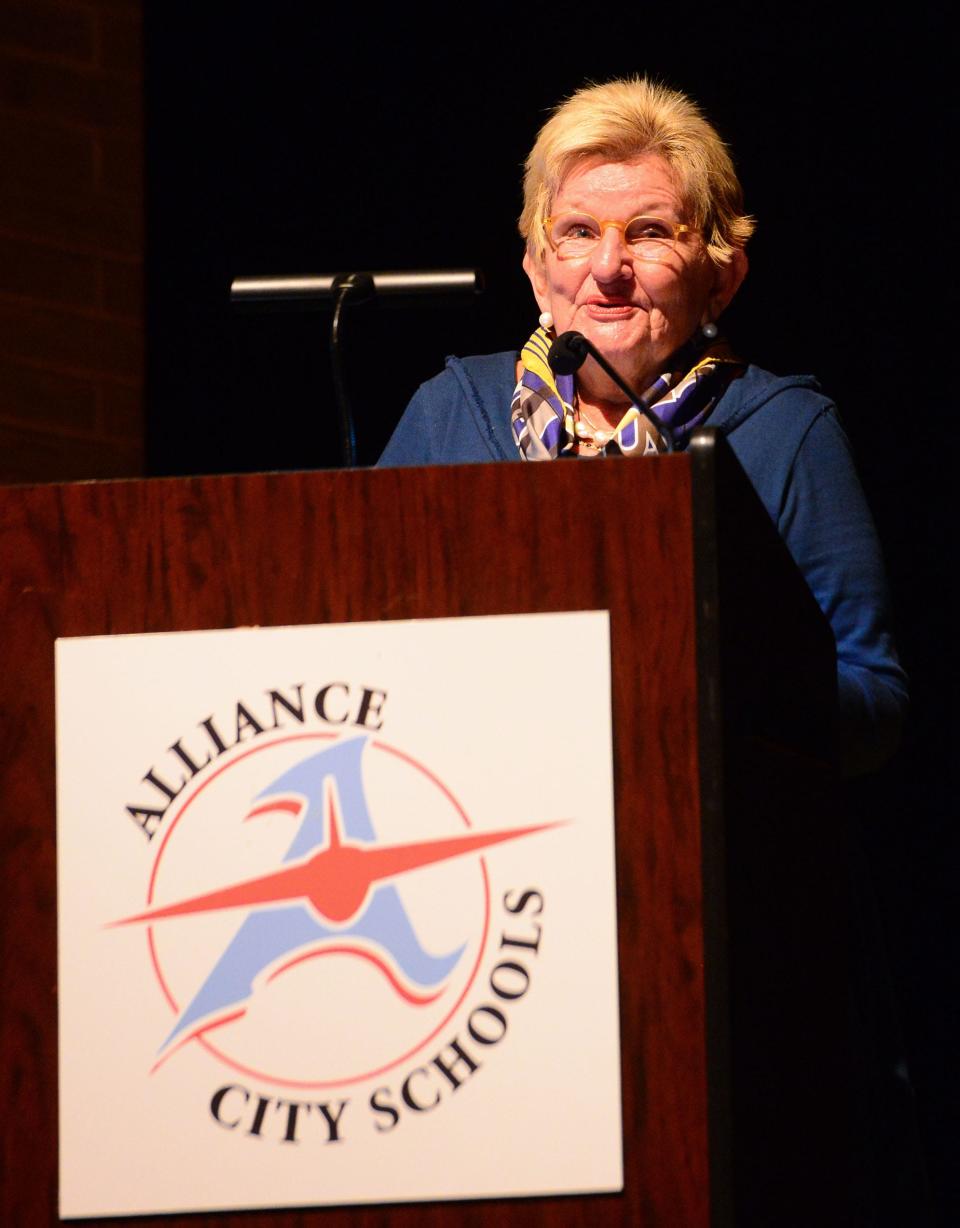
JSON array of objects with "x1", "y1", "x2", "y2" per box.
[{"x1": 510, "y1": 326, "x2": 743, "y2": 460}]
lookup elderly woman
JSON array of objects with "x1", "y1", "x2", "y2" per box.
[{"x1": 380, "y1": 77, "x2": 906, "y2": 774}]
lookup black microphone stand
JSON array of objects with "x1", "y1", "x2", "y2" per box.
[
  {"x1": 230, "y1": 270, "x2": 484, "y2": 468},
  {"x1": 329, "y1": 273, "x2": 375, "y2": 468}
]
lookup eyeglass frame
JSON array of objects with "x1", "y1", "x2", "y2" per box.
[{"x1": 543, "y1": 212, "x2": 700, "y2": 261}]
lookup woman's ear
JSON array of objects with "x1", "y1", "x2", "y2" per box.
[
  {"x1": 522, "y1": 249, "x2": 551, "y2": 314},
  {"x1": 707, "y1": 248, "x2": 749, "y2": 321}
]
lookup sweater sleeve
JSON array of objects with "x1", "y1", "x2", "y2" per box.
[
  {"x1": 379, "y1": 373, "x2": 455, "y2": 467},
  {"x1": 777, "y1": 407, "x2": 908, "y2": 775},
  {"x1": 379, "y1": 361, "x2": 508, "y2": 467}
]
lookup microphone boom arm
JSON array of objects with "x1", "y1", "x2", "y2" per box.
[{"x1": 548, "y1": 331, "x2": 676, "y2": 453}]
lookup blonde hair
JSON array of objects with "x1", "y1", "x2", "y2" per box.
[{"x1": 520, "y1": 77, "x2": 755, "y2": 267}]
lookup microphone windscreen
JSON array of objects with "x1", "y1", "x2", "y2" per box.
[{"x1": 548, "y1": 331, "x2": 589, "y2": 376}]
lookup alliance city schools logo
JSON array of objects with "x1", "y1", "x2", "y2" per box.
[{"x1": 113, "y1": 732, "x2": 559, "y2": 1096}]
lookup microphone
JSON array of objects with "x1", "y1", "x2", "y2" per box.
[
  {"x1": 230, "y1": 269, "x2": 483, "y2": 306},
  {"x1": 547, "y1": 330, "x2": 676, "y2": 453},
  {"x1": 230, "y1": 269, "x2": 484, "y2": 468},
  {"x1": 547, "y1": 330, "x2": 591, "y2": 376}
]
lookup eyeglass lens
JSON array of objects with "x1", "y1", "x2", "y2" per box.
[{"x1": 549, "y1": 214, "x2": 679, "y2": 259}]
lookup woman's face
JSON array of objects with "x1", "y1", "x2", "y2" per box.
[{"x1": 524, "y1": 155, "x2": 746, "y2": 397}]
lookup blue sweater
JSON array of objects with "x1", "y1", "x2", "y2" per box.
[{"x1": 380, "y1": 352, "x2": 907, "y2": 773}]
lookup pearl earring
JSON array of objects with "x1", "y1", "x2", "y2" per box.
[
  {"x1": 701, "y1": 321, "x2": 718, "y2": 341},
  {"x1": 538, "y1": 311, "x2": 554, "y2": 331}
]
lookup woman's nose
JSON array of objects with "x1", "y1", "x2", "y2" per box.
[{"x1": 590, "y1": 224, "x2": 630, "y2": 281}]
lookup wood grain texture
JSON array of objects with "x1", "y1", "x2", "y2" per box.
[{"x1": 0, "y1": 457, "x2": 710, "y2": 1227}]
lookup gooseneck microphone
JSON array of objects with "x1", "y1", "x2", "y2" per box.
[
  {"x1": 547, "y1": 330, "x2": 676, "y2": 453},
  {"x1": 546, "y1": 330, "x2": 593, "y2": 377}
]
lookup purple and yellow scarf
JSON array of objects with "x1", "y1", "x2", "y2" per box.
[{"x1": 510, "y1": 326, "x2": 743, "y2": 460}]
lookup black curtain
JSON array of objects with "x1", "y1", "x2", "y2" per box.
[{"x1": 144, "y1": 7, "x2": 954, "y2": 1219}]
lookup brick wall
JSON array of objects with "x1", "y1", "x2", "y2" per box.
[{"x1": 0, "y1": 0, "x2": 143, "y2": 484}]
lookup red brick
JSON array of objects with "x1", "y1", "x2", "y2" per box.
[
  {"x1": 97, "y1": 129, "x2": 142, "y2": 196},
  {"x1": 0, "y1": 234, "x2": 100, "y2": 308},
  {"x1": 96, "y1": 5, "x2": 141, "y2": 73},
  {"x1": 101, "y1": 254, "x2": 141, "y2": 316},
  {"x1": 0, "y1": 356, "x2": 98, "y2": 431},
  {"x1": 98, "y1": 376, "x2": 140, "y2": 437},
  {"x1": 0, "y1": 5, "x2": 144, "y2": 488},
  {"x1": 0, "y1": 111, "x2": 97, "y2": 192},
  {"x1": 0, "y1": 419, "x2": 142, "y2": 484},
  {"x1": 0, "y1": 295, "x2": 143, "y2": 379},
  {"x1": 0, "y1": 178, "x2": 142, "y2": 254},
  {"x1": 84, "y1": 0, "x2": 146, "y2": 9},
  {"x1": 0, "y1": 51, "x2": 141, "y2": 130},
  {"x1": 0, "y1": 2, "x2": 96, "y2": 65}
]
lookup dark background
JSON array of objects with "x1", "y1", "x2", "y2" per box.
[{"x1": 143, "y1": 6, "x2": 953, "y2": 1220}]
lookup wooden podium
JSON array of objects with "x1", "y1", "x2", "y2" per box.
[{"x1": 0, "y1": 432, "x2": 849, "y2": 1227}]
